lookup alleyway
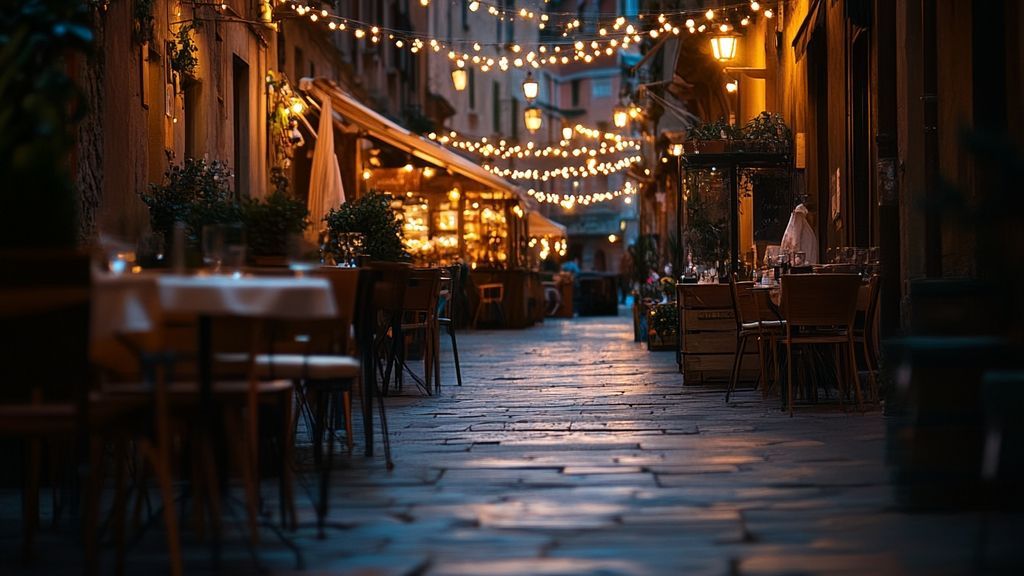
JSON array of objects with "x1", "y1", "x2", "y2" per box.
[
  {"x1": 3, "y1": 313, "x2": 1021, "y2": 575},
  {"x1": 278, "y1": 312, "x2": 1017, "y2": 575}
]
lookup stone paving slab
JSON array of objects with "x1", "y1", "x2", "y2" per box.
[{"x1": 3, "y1": 312, "x2": 1023, "y2": 574}]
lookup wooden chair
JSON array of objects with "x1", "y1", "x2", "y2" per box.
[
  {"x1": 473, "y1": 282, "x2": 505, "y2": 329},
  {"x1": 0, "y1": 252, "x2": 182, "y2": 575},
  {"x1": 393, "y1": 268, "x2": 442, "y2": 395},
  {"x1": 854, "y1": 275, "x2": 881, "y2": 403},
  {"x1": 780, "y1": 274, "x2": 863, "y2": 416},
  {"x1": 725, "y1": 277, "x2": 785, "y2": 402},
  {"x1": 229, "y1": 267, "x2": 361, "y2": 538},
  {"x1": 436, "y1": 265, "x2": 465, "y2": 389}
]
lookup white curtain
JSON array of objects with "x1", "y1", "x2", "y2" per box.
[{"x1": 306, "y1": 95, "x2": 345, "y2": 243}]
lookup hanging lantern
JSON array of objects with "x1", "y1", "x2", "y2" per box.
[
  {"x1": 561, "y1": 122, "x2": 574, "y2": 141},
  {"x1": 612, "y1": 104, "x2": 629, "y2": 128},
  {"x1": 522, "y1": 71, "x2": 539, "y2": 102},
  {"x1": 524, "y1": 106, "x2": 543, "y2": 133},
  {"x1": 670, "y1": 143, "x2": 684, "y2": 157},
  {"x1": 451, "y1": 67, "x2": 468, "y2": 91},
  {"x1": 710, "y1": 34, "x2": 738, "y2": 62}
]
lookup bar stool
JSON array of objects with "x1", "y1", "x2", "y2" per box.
[{"x1": 473, "y1": 283, "x2": 505, "y2": 329}]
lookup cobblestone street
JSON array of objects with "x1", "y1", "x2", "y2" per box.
[
  {"x1": 280, "y1": 312, "x2": 1018, "y2": 575},
  {"x1": 4, "y1": 312, "x2": 1022, "y2": 575}
]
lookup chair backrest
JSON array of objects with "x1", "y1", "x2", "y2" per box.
[
  {"x1": 404, "y1": 267, "x2": 442, "y2": 313},
  {"x1": 728, "y1": 276, "x2": 759, "y2": 327},
  {"x1": 366, "y1": 261, "x2": 411, "y2": 315},
  {"x1": 1, "y1": 250, "x2": 92, "y2": 407},
  {"x1": 478, "y1": 283, "x2": 504, "y2": 302},
  {"x1": 781, "y1": 273, "x2": 861, "y2": 328}
]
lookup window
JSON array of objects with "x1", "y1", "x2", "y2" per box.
[
  {"x1": 592, "y1": 78, "x2": 613, "y2": 99},
  {"x1": 622, "y1": 0, "x2": 639, "y2": 18},
  {"x1": 510, "y1": 98, "x2": 519, "y2": 140},
  {"x1": 492, "y1": 81, "x2": 501, "y2": 133},
  {"x1": 462, "y1": 0, "x2": 468, "y2": 31},
  {"x1": 232, "y1": 55, "x2": 250, "y2": 198},
  {"x1": 469, "y1": 68, "x2": 476, "y2": 109},
  {"x1": 571, "y1": 79, "x2": 581, "y2": 106}
]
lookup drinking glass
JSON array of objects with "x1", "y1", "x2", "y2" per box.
[
  {"x1": 287, "y1": 233, "x2": 319, "y2": 276},
  {"x1": 201, "y1": 225, "x2": 225, "y2": 273},
  {"x1": 222, "y1": 224, "x2": 246, "y2": 277},
  {"x1": 793, "y1": 251, "x2": 806, "y2": 267}
]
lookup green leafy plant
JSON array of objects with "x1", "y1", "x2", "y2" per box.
[
  {"x1": 650, "y1": 302, "x2": 679, "y2": 339},
  {"x1": 742, "y1": 111, "x2": 792, "y2": 153},
  {"x1": 687, "y1": 118, "x2": 743, "y2": 141},
  {"x1": 170, "y1": 22, "x2": 199, "y2": 78},
  {"x1": 241, "y1": 169, "x2": 309, "y2": 258},
  {"x1": 0, "y1": 0, "x2": 93, "y2": 248},
  {"x1": 132, "y1": 0, "x2": 154, "y2": 44},
  {"x1": 324, "y1": 191, "x2": 409, "y2": 262},
  {"x1": 140, "y1": 156, "x2": 241, "y2": 244}
]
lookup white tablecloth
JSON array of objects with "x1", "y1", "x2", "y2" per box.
[{"x1": 91, "y1": 272, "x2": 337, "y2": 371}]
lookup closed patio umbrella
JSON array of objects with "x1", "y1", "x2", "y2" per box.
[{"x1": 306, "y1": 95, "x2": 345, "y2": 243}]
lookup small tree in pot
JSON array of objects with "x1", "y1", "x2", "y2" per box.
[{"x1": 242, "y1": 168, "x2": 308, "y2": 264}]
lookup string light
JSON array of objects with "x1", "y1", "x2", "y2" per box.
[
  {"x1": 483, "y1": 155, "x2": 643, "y2": 182},
  {"x1": 428, "y1": 129, "x2": 640, "y2": 160},
  {"x1": 284, "y1": 1, "x2": 763, "y2": 75},
  {"x1": 526, "y1": 180, "x2": 639, "y2": 208}
]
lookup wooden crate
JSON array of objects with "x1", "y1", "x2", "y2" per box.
[{"x1": 677, "y1": 284, "x2": 759, "y2": 385}]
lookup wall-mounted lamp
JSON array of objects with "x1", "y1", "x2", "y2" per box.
[{"x1": 710, "y1": 34, "x2": 738, "y2": 62}]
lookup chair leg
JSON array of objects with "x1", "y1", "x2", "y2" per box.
[
  {"x1": 280, "y1": 389, "x2": 296, "y2": 530},
  {"x1": 433, "y1": 324, "x2": 441, "y2": 394},
  {"x1": 376, "y1": 380, "x2": 394, "y2": 471},
  {"x1": 22, "y1": 437, "x2": 41, "y2": 561},
  {"x1": 342, "y1": 390, "x2": 354, "y2": 455},
  {"x1": 786, "y1": 340, "x2": 794, "y2": 417},
  {"x1": 448, "y1": 322, "x2": 463, "y2": 387},
  {"x1": 755, "y1": 335, "x2": 768, "y2": 394},
  {"x1": 862, "y1": 337, "x2": 879, "y2": 403},
  {"x1": 725, "y1": 335, "x2": 748, "y2": 403},
  {"x1": 141, "y1": 439, "x2": 183, "y2": 576},
  {"x1": 83, "y1": 436, "x2": 105, "y2": 576},
  {"x1": 848, "y1": 338, "x2": 865, "y2": 412}
]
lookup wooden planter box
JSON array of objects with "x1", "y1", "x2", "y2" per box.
[
  {"x1": 647, "y1": 330, "x2": 678, "y2": 351},
  {"x1": 677, "y1": 284, "x2": 759, "y2": 385}
]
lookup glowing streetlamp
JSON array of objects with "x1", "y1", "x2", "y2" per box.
[
  {"x1": 522, "y1": 71, "x2": 539, "y2": 102},
  {"x1": 561, "y1": 121, "x2": 574, "y2": 141},
  {"x1": 524, "y1": 106, "x2": 542, "y2": 133},
  {"x1": 612, "y1": 104, "x2": 629, "y2": 128},
  {"x1": 710, "y1": 34, "x2": 738, "y2": 62},
  {"x1": 451, "y1": 67, "x2": 468, "y2": 91}
]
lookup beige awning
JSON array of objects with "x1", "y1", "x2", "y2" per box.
[
  {"x1": 792, "y1": 0, "x2": 825, "y2": 62},
  {"x1": 301, "y1": 77, "x2": 527, "y2": 202},
  {"x1": 528, "y1": 211, "x2": 567, "y2": 237}
]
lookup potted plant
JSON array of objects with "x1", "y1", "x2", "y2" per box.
[
  {"x1": 324, "y1": 190, "x2": 410, "y2": 262},
  {"x1": 685, "y1": 118, "x2": 742, "y2": 154},
  {"x1": 647, "y1": 302, "x2": 679, "y2": 351},
  {"x1": 741, "y1": 111, "x2": 792, "y2": 154},
  {"x1": 242, "y1": 168, "x2": 308, "y2": 265},
  {"x1": 140, "y1": 156, "x2": 242, "y2": 261},
  {"x1": 627, "y1": 235, "x2": 659, "y2": 341}
]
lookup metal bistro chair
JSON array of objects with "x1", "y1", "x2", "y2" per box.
[
  {"x1": 854, "y1": 275, "x2": 882, "y2": 403},
  {"x1": 725, "y1": 276, "x2": 785, "y2": 403},
  {"x1": 780, "y1": 273, "x2": 863, "y2": 416},
  {"x1": 394, "y1": 268, "x2": 443, "y2": 395},
  {"x1": 436, "y1": 265, "x2": 465, "y2": 389}
]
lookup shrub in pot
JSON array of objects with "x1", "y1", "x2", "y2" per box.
[
  {"x1": 324, "y1": 190, "x2": 410, "y2": 262},
  {"x1": 140, "y1": 156, "x2": 241, "y2": 246},
  {"x1": 741, "y1": 111, "x2": 792, "y2": 154},
  {"x1": 685, "y1": 118, "x2": 742, "y2": 154},
  {"x1": 242, "y1": 169, "x2": 308, "y2": 264}
]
